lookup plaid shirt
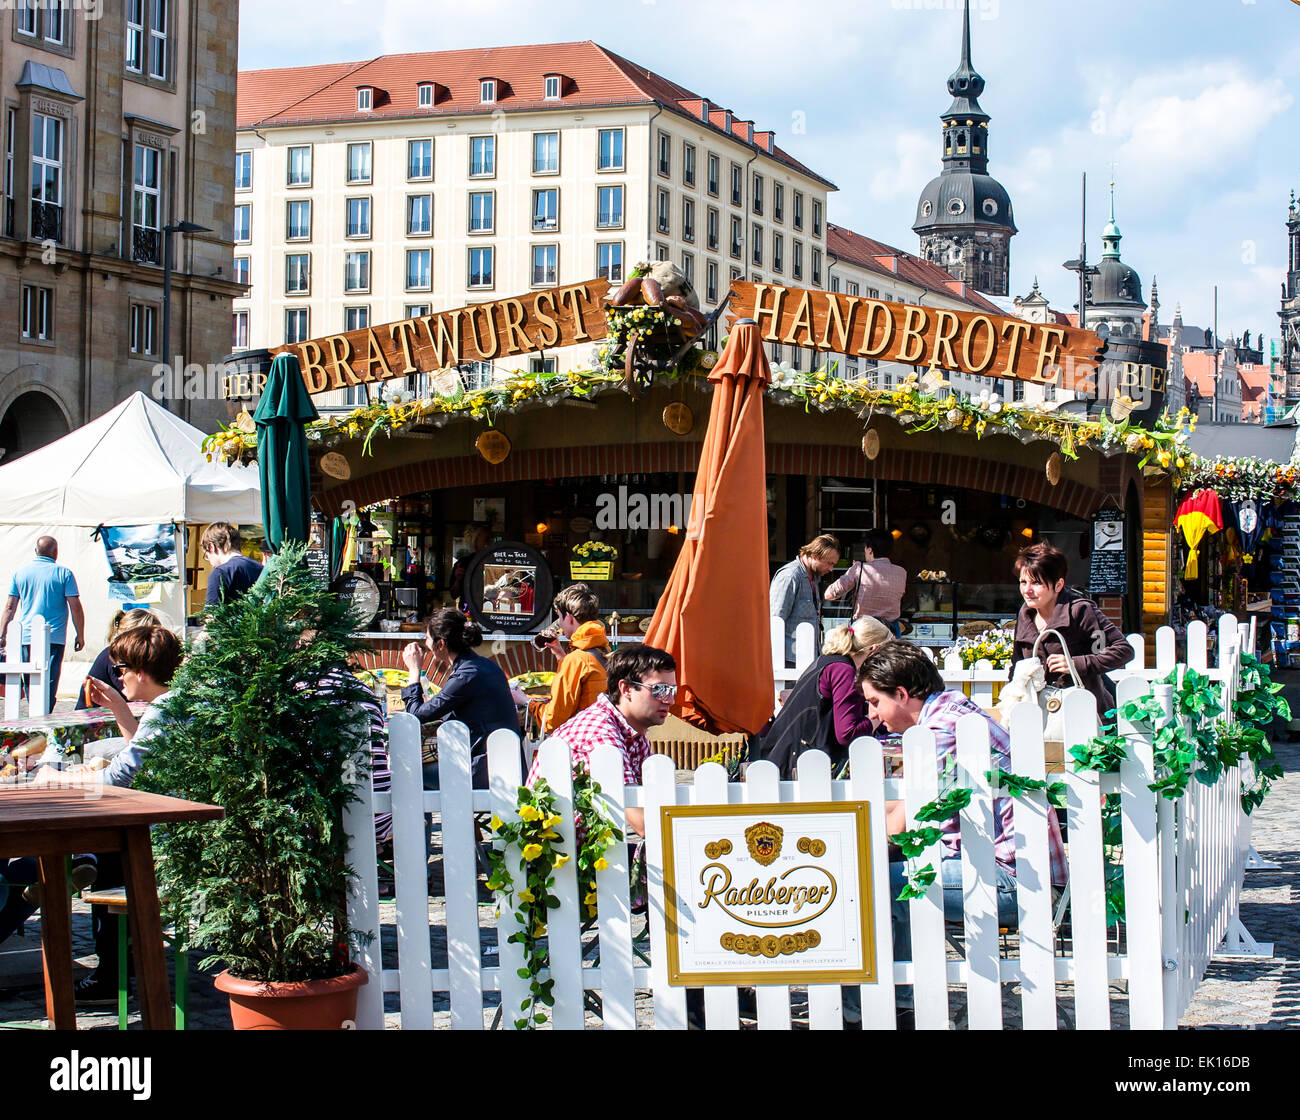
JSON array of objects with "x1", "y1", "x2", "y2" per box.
[
  {"x1": 526, "y1": 692, "x2": 650, "y2": 789},
  {"x1": 825, "y1": 558, "x2": 906, "y2": 622},
  {"x1": 918, "y1": 690, "x2": 1068, "y2": 884}
]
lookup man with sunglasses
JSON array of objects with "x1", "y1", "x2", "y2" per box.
[{"x1": 526, "y1": 643, "x2": 675, "y2": 838}]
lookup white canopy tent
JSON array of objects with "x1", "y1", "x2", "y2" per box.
[{"x1": 0, "y1": 392, "x2": 260, "y2": 698}]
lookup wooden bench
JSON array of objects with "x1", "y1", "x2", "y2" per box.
[{"x1": 81, "y1": 886, "x2": 189, "y2": 1030}]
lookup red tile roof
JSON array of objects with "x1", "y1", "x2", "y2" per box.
[
  {"x1": 1183, "y1": 352, "x2": 1219, "y2": 397},
  {"x1": 825, "y1": 223, "x2": 1004, "y2": 315},
  {"x1": 237, "y1": 41, "x2": 834, "y2": 188}
]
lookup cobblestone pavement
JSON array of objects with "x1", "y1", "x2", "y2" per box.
[{"x1": 2, "y1": 738, "x2": 1296, "y2": 1031}]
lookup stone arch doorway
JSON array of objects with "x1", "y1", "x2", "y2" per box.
[{"x1": 0, "y1": 390, "x2": 70, "y2": 463}]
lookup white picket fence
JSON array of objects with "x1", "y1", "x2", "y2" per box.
[
  {"x1": 0, "y1": 615, "x2": 51, "y2": 719},
  {"x1": 342, "y1": 657, "x2": 1264, "y2": 1029}
]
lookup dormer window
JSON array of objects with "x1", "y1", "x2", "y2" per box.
[
  {"x1": 480, "y1": 79, "x2": 496, "y2": 104},
  {"x1": 418, "y1": 83, "x2": 433, "y2": 108},
  {"x1": 544, "y1": 75, "x2": 561, "y2": 100},
  {"x1": 357, "y1": 87, "x2": 373, "y2": 111}
]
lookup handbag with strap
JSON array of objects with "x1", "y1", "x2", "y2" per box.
[{"x1": 1028, "y1": 628, "x2": 1087, "y2": 744}]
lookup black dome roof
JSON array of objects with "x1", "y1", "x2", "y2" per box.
[
  {"x1": 913, "y1": 172, "x2": 1017, "y2": 233},
  {"x1": 1090, "y1": 256, "x2": 1144, "y2": 307}
]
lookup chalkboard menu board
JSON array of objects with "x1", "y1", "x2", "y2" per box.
[
  {"x1": 332, "y1": 571, "x2": 380, "y2": 629},
  {"x1": 305, "y1": 546, "x2": 330, "y2": 587},
  {"x1": 465, "y1": 542, "x2": 553, "y2": 634},
  {"x1": 1088, "y1": 506, "x2": 1127, "y2": 596}
]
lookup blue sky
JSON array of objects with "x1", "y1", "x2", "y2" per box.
[{"x1": 239, "y1": 0, "x2": 1299, "y2": 345}]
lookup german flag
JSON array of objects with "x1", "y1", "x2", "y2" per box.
[{"x1": 1174, "y1": 489, "x2": 1223, "y2": 579}]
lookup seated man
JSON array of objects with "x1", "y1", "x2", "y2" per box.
[
  {"x1": 858, "y1": 641, "x2": 1067, "y2": 995},
  {"x1": 526, "y1": 643, "x2": 675, "y2": 839},
  {"x1": 511, "y1": 582, "x2": 611, "y2": 736}
]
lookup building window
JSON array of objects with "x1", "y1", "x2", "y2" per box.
[
  {"x1": 792, "y1": 347, "x2": 803, "y2": 371},
  {"x1": 346, "y1": 142, "x2": 371, "y2": 184},
  {"x1": 285, "y1": 252, "x2": 310, "y2": 294},
  {"x1": 126, "y1": 0, "x2": 145, "y2": 72},
  {"x1": 357, "y1": 88, "x2": 372, "y2": 112},
  {"x1": 544, "y1": 75, "x2": 561, "y2": 100},
  {"x1": 285, "y1": 199, "x2": 309, "y2": 240},
  {"x1": 682, "y1": 198, "x2": 695, "y2": 243},
  {"x1": 1044, "y1": 382, "x2": 1057, "y2": 402},
  {"x1": 792, "y1": 239, "x2": 803, "y2": 280},
  {"x1": 729, "y1": 216, "x2": 742, "y2": 259},
  {"x1": 680, "y1": 251, "x2": 694, "y2": 285},
  {"x1": 532, "y1": 188, "x2": 558, "y2": 233},
  {"x1": 811, "y1": 248, "x2": 822, "y2": 286},
  {"x1": 468, "y1": 246, "x2": 493, "y2": 289},
  {"x1": 812, "y1": 199, "x2": 822, "y2": 237},
  {"x1": 404, "y1": 304, "x2": 430, "y2": 319},
  {"x1": 20, "y1": 284, "x2": 52, "y2": 341},
  {"x1": 597, "y1": 184, "x2": 623, "y2": 229},
  {"x1": 656, "y1": 189, "x2": 670, "y2": 235},
  {"x1": 706, "y1": 260, "x2": 718, "y2": 304},
  {"x1": 598, "y1": 128, "x2": 624, "y2": 171},
  {"x1": 773, "y1": 183, "x2": 784, "y2": 223},
  {"x1": 233, "y1": 256, "x2": 250, "y2": 286},
  {"x1": 529, "y1": 356, "x2": 557, "y2": 374},
  {"x1": 683, "y1": 143, "x2": 696, "y2": 188},
  {"x1": 287, "y1": 145, "x2": 312, "y2": 186},
  {"x1": 469, "y1": 135, "x2": 495, "y2": 178},
  {"x1": 1012, "y1": 380, "x2": 1025, "y2": 402},
  {"x1": 148, "y1": 0, "x2": 170, "y2": 80},
  {"x1": 406, "y1": 248, "x2": 431, "y2": 291},
  {"x1": 772, "y1": 233, "x2": 783, "y2": 274},
  {"x1": 284, "y1": 308, "x2": 308, "y2": 344},
  {"x1": 234, "y1": 151, "x2": 251, "y2": 191},
  {"x1": 793, "y1": 191, "x2": 804, "y2": 230},
  {"x1": 752, "y1": 223, "x2": 763, "y2": 267},
  {"x1": 345, "y1": 197, "x2": 371, "y2": 239},
  {"x1": 480, "y1": 79, "x2": 495, "y2": 103},
  {"x1": 730, "y1": 162, "x2": 742, "y2": 206},
  {"x1": 18, "y1": 0, "x2": 67, "y2": 45},
  {"x1": 830, "y1": 275, "x2": 839, "y2": 293},
  {"x1": 418, "y1": 83, "x2": 433, "y2": 108},
  {"x1": 707, "y1": 207, "x2": 720, "y2": 252},
  {"x1": 131, "y1": 143, "x2": 162, "y2": 264},
  {"x1": 707, "y1": 153, "x2": 719, "y2": 197},
  {"x1": 752, "y1": 173, "x2": 763, "y2": 215},
  {"x1": 30, "y1": 112, "x2": 63, "y2": 243},
  {"x1": 344, "y1": 250, "x2": 370, "y2": 293},
  {"x1": 468, "y1": 191, "x2": 494, "y2": 233},
  {"x1": 657, "y1": 130, "x2": 671, "y2": 176},
  {"x1": 345, "y1": 306, "x2": 369, "y2": 332},
  {"x1": 407, "y1": 193, "x2": 432, "y2": 236},
  {"x1": 846, "y1": 358, "x2": 859, "y2": 379},
  {"x1": 656, "y1": 242, "x2": 669, "y2": 262},
  {"x1": 462, "y1": 361, "x2": 493, "y2": 389},
  {"x1": 232, "y1": 203, "x2": 251, "y2": 244},
  {"x1": 596, "y1": 241, "x2": 623, "y2": 284},
  {"x1": 232, "y1": 309, "x2": 249, "y2": 350},
  {"x1": 4, "y1": 108, "x2": 13, "y2": 239},
  {"x1": 846, "y1": 281, "x2": 859, "y2": 296},
  {"x1": 408, "y1": 138, "x2": 432, "y2": 180},
  {"x1": 532, "y1": 132, "x2": 559, "y2": 175},
  {"x1": 532, "y1": 244, "x2": 557, "y2": 286}
]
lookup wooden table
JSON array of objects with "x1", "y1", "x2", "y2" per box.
[{"x1": 0, "y1": 786, "x2": 222, "y2": 1029}]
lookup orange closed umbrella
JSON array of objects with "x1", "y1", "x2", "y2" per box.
[{"x1": 644, "y1": 319, "x2": 774, "y2": 736}]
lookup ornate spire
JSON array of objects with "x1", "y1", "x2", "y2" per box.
[
  {"x1": 945, "y1": 0, "x2": 987, "y2": 114},
  {"x1": 1101, "y1": 176, "x2": 1122, "y2": 258}
]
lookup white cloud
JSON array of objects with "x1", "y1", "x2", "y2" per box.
[{"x1": 868, "y1": 129, "x2": 933, "y2": 201}]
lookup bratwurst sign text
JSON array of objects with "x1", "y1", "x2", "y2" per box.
[
  {"x1": 276, "y1": 279, "x2": 611, "y2": 395},
  {"x1": 731, "y1": 281, "x2": 1105, "y2": 390}
]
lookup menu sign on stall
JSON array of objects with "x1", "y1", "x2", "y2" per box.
[
  {"x1": 661, "y1": 802, "x2": 875, "y2": 986},
  {"x1": 1089, "y1": 506, "x2": 1127, "y2": 596},
  {"x1": 465, "y1": 542, "x2": 553, "y2": 635}
]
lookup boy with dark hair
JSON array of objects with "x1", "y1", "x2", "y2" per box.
[
  {"x1": 526, "y1": 643, "x2": 676, "y2": 838},
  {"x1": 202, "y1": 522, "x2": 263, "y2": 606}
]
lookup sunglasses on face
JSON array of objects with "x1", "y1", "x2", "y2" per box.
[
  {"x1": 627, "y1": 680, "x2": 677, "y2": 702},
  {"x1": 111, "y1": 664, "x2": 130, "y2": 675}
]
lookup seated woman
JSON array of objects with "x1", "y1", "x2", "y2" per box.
[
  {"x1": 400, "y1": 608, "x2": 521, "y2": 788},
  {"x1": 75, "y1": 608, "x2": 161, "y2": 710},
  {"x1": 751, "y1": 615, "x2": 891, "y2": 778},
  {"x1": 32, "y1": 624, "x2": 182, "y2": 1003}
]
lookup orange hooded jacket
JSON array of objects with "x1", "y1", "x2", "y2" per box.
[{"x1": 528, "y1": 620, "x2": 611, "y2": 734}]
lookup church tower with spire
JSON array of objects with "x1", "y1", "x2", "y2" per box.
[
  {"x1": 1281, "y1": 190, "x2": 1300, "y2": 409},
  {"x1": 912, "y1": 0, "x2": 1017, "y2": 296}
]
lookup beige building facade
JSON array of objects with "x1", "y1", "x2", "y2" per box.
[{"x1": 0, "y1": 0, "x2": 244, "y2": 459}]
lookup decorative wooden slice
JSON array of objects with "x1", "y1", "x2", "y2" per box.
[
  {"x1": 1045, "y1": 451, "x2": 1063, "y2": 486},
  {"x1": 319, "y1": 451, "x2": 351, "y2": 480},
  {"x1": 476, "y1": 429, "x2": 512, "y2": 465},
  {"x1": 663, "y1": 401, "x2": 694, "y2": 435},
  {"x1": 861, "y1": 428, "x2": 881, "y2": 460}
]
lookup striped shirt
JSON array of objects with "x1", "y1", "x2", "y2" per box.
[
  {"x1": 825, "y1": 558, "x2": 906, "y2": 623},
  {"x1": 917, "y1": 690, "x2": 1068, "y2": 884}
]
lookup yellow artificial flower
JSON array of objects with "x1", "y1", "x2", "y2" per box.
[
  {"x1": 518, "y1": 804, "x2": 542, "y2": 822},
  {"x1": 543, "y1": 813, "x2": 562, "y2": 829},
  {"x1": 540, "y1": 829, "x2": 560, "y2": 840},
  {"x1": 584, "y1": 891, "x2": 598, "y2": 906},
  {"x1": 553, "y1": 853, "x2": 571, "y2": 869},
  {"x1": 593, "y1": 858, "x2": 610, "y2": 871},
  {"x1": 522, "y1": 843, "x2": 544, "y2": 861},
  {"x1": 489, "y1": 815, "x2": 504, "y2": 832},
  {"x1": 517, "y1": 887, "x2": 535, "y2": 903},
  {"x1": 532, "y1": 922, "x2": 547, "y2": 937},
  {"x1": 585, "y1": 905, "x2": 598, "y2": 919}
]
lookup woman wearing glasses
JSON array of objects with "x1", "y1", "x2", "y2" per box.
[
  {"x1": 401, "y1": 607, "x2": 521, "y2": 788},
  {"x1": 75, "y1": 607, "x2": 162, "y2": 710}
]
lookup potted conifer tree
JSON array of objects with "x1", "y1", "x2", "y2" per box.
[{"x1": 136, "y1": 543, "x2": 372, "y2": 1029}]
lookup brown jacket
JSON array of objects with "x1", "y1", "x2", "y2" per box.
[
  {"x1": 528, "y1": 621, "x2": 611, "y2": 734},
  {"x1": 1010, "y1": 590, "x2": 1134, "y2": 717}
]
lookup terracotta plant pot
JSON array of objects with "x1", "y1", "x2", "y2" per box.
[{"x1": 214, "y1": 966, "x2": 367, "y2": 1030}]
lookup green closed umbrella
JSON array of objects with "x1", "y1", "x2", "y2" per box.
[{"x1": 254, "y1": 352, "x2": 320, "y2": 552}]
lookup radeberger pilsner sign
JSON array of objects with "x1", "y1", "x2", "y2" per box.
[{"x1": 660, "y1": 801, "x2": 875, "y2": 986}]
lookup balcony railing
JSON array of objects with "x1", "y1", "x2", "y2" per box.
[
  {"x1": 30, "y1": 200, "x2": 62, "y2": 243},
  {"x1": 132, "y1": 225, "x2": 161, "y2": 265}
]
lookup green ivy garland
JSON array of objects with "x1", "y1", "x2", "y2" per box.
[{"x1": 486, "y1": 765, "x2": 622, "y2": 1029}]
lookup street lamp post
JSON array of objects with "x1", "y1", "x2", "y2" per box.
[{"x1": 162, "y1": 219, "x2": 212, "y2": 415}]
